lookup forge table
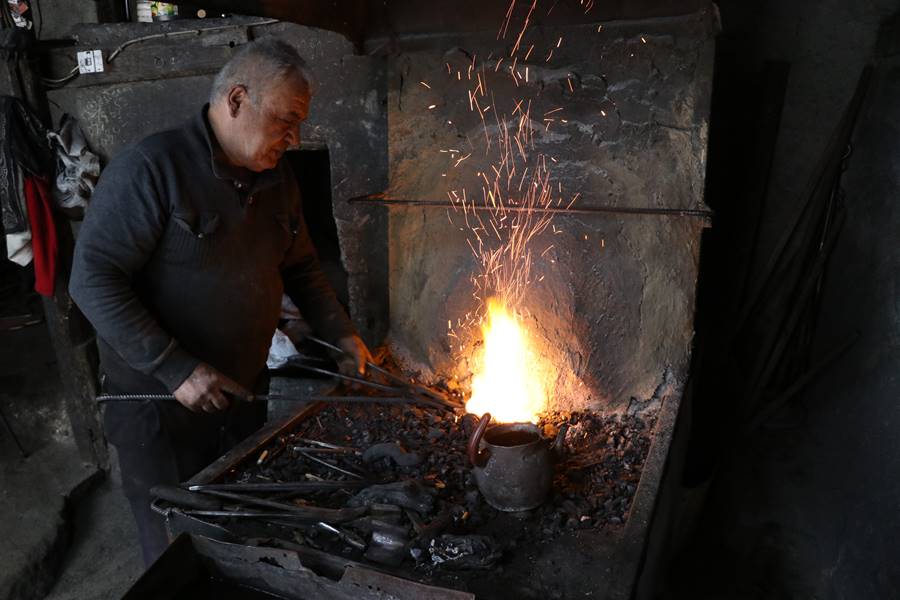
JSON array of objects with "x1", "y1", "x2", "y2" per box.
[{"x1": 154, "y1": 390, "x2": 681, "y2": 600}]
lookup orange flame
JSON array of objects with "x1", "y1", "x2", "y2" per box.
[{"x1": 465, "y1": 298, "x2": 549, "y2": 423}]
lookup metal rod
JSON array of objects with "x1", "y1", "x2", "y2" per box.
[
  {"x1": 191, "y1": 488, "x2": 367, "y2": 522},
  {"x1": 182, "y1": 510, "x2": 310, "y2": 519},
  {"x1": 187, "y1": 481, "x2": 367, "y2": 493},
  {"x1": 96, "y1": 393, "x2": 440, "y2": 408},
  {"x1": 290, "y1": 446, "x2": 360, "y2": 455},
  {"x1": 294, "y1": 438, "x2": 358, "y2": 452},
  {"x1": 304, "y1": 335, "x2": 461, "y2": 408},
  {"x1": 287, "y1": 362, "x2": 406, "y2": 394},
  {"x1": 298, "y1": 451, "x2": 365, "y2": 480},
  {"x1": 348, "y1": 194, "x2": 714, "y2": 219}
]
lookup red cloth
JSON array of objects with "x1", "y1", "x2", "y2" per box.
[{"x1": 24, "y1": 176, "x2": 57, "y2": 296}]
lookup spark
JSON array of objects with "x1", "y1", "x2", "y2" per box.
[{"x1": 420, "y1": 81, "x2": 431, "y2": 89}]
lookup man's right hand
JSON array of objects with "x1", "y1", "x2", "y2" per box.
[{"x1": 173, "y1": 363, "x2": 250, "y2": 413}]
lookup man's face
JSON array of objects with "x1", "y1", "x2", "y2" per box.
[{"x1": 231, "y1": 74, "x2": 310, "y2": 172}]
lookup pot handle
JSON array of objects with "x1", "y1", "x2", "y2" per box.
[
  {"x1": 467, "y1": 413, "x2": 492, "y2": 467},
  {"x1": 551, "y1": 422, "x2": 569, "y2": 457}
]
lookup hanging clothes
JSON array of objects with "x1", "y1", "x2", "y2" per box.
[
  {"x1": 24, "y1": 177, "x2": 56, "y2": 296},
  {"x1": 0, "y1": 96, "x2": 51, "y2": 235}
]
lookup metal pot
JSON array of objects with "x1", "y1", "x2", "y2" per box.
[{"x1": 467, "y1": 413, "x2": 567, "y2": 512}]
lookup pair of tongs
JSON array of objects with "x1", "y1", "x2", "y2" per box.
[{"x1": 297, "y1": 336, "x2": 462, "y2": 411}]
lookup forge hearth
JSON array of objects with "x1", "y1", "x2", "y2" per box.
[{"x1": 158, "y1": 381, "x2": 676, "y2": 600}]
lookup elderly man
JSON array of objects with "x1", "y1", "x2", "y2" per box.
[{"x1": 70, "y1": 38, "x2": 370, "y2": 565}]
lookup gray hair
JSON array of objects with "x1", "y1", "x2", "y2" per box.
[{"x1": 209, "y1": 38, "x2": 315, "y2": 104}]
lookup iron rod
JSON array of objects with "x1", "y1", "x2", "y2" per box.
[
  {"x1": 187, "y1": 481, "x2": 367, "y2": 493},
  {"x1": 304, "y1": 335, "x2": 461, "y2": 408},
  {"x1": 348, "y1": 195, "x2": 713, "y2": 219}
]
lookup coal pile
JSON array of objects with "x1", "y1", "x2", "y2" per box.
[{"x1": 217, "y1": 400, "x2": 656, "y2": 575}]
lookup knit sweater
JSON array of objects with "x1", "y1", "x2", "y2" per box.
[{"x1": 70, "y1": 106, "x2": 355, "y2": 394}]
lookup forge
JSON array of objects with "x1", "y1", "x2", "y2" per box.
[{"x1": 34, "y1": 2, "x2": 716, "y2": 598}]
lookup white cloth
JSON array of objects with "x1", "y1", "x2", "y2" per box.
[
  {"x1": 267, "y1": 328, "x2": 300, "y2": 369},
  {"x1": 6, "y1": 227, "x2": 32, "y2": 266},
  {"x1": 46, "y1": 115, "x2": 100, "y2": 210}
]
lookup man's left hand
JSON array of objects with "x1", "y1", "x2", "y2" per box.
[{"x1": 335, "y1": 334, "x2": 372, "y2": 376}]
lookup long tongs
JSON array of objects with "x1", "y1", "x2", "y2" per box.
[{"x1": 302, "y1": 335, "x2": 463, "y2": 410}]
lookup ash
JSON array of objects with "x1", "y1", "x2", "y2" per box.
[{"x1": 225, "y1": 400, "x2": 656, "y2": 574}]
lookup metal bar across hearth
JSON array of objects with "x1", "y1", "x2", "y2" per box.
[{"x1": 349, "y1": 194, "x2": 714, "y2": 220}]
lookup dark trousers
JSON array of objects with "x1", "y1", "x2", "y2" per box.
[{"x1": 102, "y1": 392, "x2": 266, "y2": 566}]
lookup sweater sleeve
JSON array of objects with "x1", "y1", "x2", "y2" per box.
[
  {"x1": 280, "y1": 187, "x2": 356, "y2": 344},
  {"x1": 69, "y1": 149, "x2": 200, "y2": 392}
]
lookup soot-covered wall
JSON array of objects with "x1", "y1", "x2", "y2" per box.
[{"x1": 385, "y1": 10, "x2": 716, "y2": 412}]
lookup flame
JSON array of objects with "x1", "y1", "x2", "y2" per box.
[{"x1": 465, "y1": 298, "x2": 548, "y2": 423}]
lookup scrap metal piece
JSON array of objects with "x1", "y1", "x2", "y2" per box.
[
  {"x1": 347, "y1": 480, "x2": 436, "y2": 515},
  {"x1": 428, "y1": 535, "x2": 501, "y2": 570},
  {"x1": 362, "y1": 442, "x2": 423, "y2": 467},
  {"x1": 364, "y1": 520, "x2": 410, "y2": 567}
]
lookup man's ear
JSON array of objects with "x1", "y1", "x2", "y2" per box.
[{"x1": 226, "y1": 85, "x2": 248, "y2": 118}]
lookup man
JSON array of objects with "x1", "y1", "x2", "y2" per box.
[{"x1": 69, "y1": 38, "x2": 371, "y2": 565}]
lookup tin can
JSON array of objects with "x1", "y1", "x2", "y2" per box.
[
  {"x1": 150, "y1": 2, "x2": 178, "y2": 21},
  {"x1": 135, "y1": 1, "x2": 153, "y2": 22}
]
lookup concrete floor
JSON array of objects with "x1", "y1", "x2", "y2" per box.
[
  {"x1": 44, "y1": 448, "x2": 143, "y2": 600},
  {"x1": 0, "y1": 299, "x2": 143, "y2": 600}
]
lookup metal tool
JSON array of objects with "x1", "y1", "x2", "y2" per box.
[
  {"x1": 191, "y1": 488, "x2": 367, "y2": 523},
  {"x1": 298, "y1": 450, "x2": 365, "y2": 480},
  {"x1": 290, "y1": 446, "x2": 359, "y2": 455},
  {"x1": 304, "y1": 335, "x2": 463, "y2": 409},
  {"x1": 96, "y1": 392, "x2": 444, "y2": 409},
  {"x1": 180, "y1": 509, "x2": 316, "y2": 519},
  {"x1": 186, "y1": 480, "x2": 368, "y2": 494},
  {"x1": 316, "y1": 521, "x2": 367, "y2": 551}
]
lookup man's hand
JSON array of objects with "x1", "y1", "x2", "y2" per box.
[
  {"x1": 335, "y1": 334, "x2": 373, "y2": 377},
  {"x1": 173, "y1": 363, "x2": 250, "y2": 413}
]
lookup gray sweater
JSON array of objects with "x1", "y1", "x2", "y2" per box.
[{"x1": 70, "y1": 107, "x2": 355, "y2": 394}]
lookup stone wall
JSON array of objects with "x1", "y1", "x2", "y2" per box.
[{"x1": 385, "y1": 11, "x2": 716, "y2": 412}]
